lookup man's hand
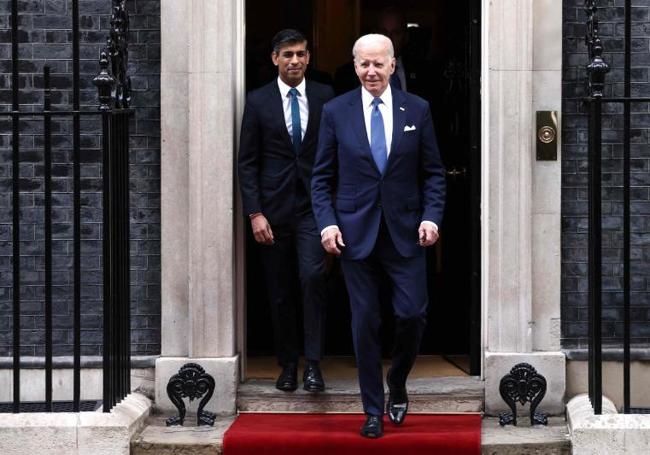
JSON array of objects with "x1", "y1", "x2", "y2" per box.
[
  {"x1": 321, "y1": 227, "x2": 345, "y2": 255},
  {"x1": 418, "y1": 222, "x2": 439, "y2": 247},
  {"x1": 251, "y1": 214, "x2": 274, "y2": 245}
]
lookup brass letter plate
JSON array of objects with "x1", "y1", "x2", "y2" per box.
[{"x1": 536, "y1": 111, "x2": 558, "y2": 161}]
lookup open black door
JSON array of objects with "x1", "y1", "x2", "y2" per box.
[{"x1": 422, "y1": 0, "x2": 481, "y2": 376}]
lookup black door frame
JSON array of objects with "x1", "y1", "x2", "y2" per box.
[
  {"x1": 240, "y1": 0, "x2": 483, "y2": 377},
  {"x1": 468, "y1": 0, "x2": 481, "y2": 377}
]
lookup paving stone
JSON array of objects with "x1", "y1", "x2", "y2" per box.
[
  {"x1": 132, "y1": 414, "x2": 233, "y2": 455},
  {"x1": 482, "y1": 417, "x2": 571, "y2": 455}
]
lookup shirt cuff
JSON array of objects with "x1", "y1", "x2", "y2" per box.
[
  {"x1": 321, "y1": 225, "x2": 339, "y2": 237},
  {"x1": 420, "y1": 220, "x2": 438, "y2": 231}
]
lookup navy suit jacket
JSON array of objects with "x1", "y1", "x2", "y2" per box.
[
  {"x1": 311, "y1": 88, "x2": 446, "y2": 260},
  {"x1": 238, "y1": 79, "x2": 335, "y2": 225}
]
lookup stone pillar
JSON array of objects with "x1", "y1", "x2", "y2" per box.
[
  {"x1": 160, "y1": 0, "x2": 190, "y2": 360},
  {"x1": 531, "y1": 0, "x2": 562, "y2": 354},
  {"x1": 156, "y1": 0, "x2": 242, "y2": 415},
  {"x1": 483, "y1": 0, "x2": 565, "y2": 415}
]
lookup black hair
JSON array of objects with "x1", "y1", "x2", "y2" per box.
[{"x1": 271, "y1": 29, "x2": 307, "y2": 53}]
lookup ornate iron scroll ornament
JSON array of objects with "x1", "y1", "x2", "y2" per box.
[
  {"x1": 498, "y1": 363, "x2": 548, "y2": 426},
  {"x1": 166, "y1": 363, "x2": 217, "y2": 426},
  {"x1": 93, "y1": 0, "x2": 131, "y2": 110},
  {"x1": 585, "y1": 0, "x2": 610, "y2": 97}
]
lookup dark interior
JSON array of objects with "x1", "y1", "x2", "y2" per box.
[{"x1": 244, "y1": 0, "x2": 481, "y2": 374}]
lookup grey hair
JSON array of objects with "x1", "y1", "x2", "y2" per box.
[{"x1": 352, "y1": 34, "x2": 394, "y2": 62}]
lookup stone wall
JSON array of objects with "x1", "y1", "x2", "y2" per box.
[
  {"x1": 562, "y1": 1, "x2": 650, "y2": 348},
  {"x1": 0, "y1": 0, "x2": 161, "y2": 356}
]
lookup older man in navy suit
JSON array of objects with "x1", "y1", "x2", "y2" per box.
[
  {"x1": 312, "y1": 34, "x2": 445, "y2": 438},
  {"x1": 239, "y1": 30, "x2": 334, "y2": 393}
]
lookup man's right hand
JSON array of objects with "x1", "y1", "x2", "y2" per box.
[
  {"x1": 251, "y1": 214, "x2": 274, "y2": 245},
  {"x1": 321, "y1": 227, "x2": 345, "y2": 255}
]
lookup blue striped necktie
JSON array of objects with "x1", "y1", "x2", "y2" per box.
[
  {"x1": 370, "y1": 97, "x2": 387, "y2": 174},
  {"x1": 289, "y1": 87, "x2": 301, "y2": 154}
]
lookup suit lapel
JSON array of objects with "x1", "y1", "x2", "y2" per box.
[
  {"x1": 348, "y1": 88, "x2": 371, "y2": 153},
  {"x1": 301, "y1": 81, "x2": 317, "y2": 152},
  {"x1": 268, "y1": 82, "x2": 294, "y2": 150},
  {"x1": 387, "y1": 89, "x2": 407, "y2": 172}
]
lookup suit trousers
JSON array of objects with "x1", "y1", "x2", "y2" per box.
[
  {"x1": 341, "y1": 217, "x2": 428, "y2": 417},
  {"x1": 259, "y1": 212, "x2": 327, "y2": 367}
]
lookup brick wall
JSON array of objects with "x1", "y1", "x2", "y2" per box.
[
  {"x1": 0, "y1": 0, "x2": 160, "y2": 356},
  {"x1": 7, "y1": 0, "x2": 646, "y2": 355},
  {"x1": 563, "y1": 1, "x2": 650, "y2": 348}
]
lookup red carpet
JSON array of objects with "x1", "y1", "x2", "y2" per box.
[{"x1": 223, "y1": 413, "x2": 481, "y2": 454}]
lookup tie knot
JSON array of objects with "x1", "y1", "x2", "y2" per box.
[
  {"x1": 289, "y1": 87, "x2": 299, "y2": 97},
  {"x1": 372, "y1": 97, "x2": 383, "y2": 108}
]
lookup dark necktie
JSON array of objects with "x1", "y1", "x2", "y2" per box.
[
  {"x1": 370, "y1": 97, "x2": 388, "y2": 174},
  {"x1": 289, "y1": 87, "x2": 301, "y2": 154}
]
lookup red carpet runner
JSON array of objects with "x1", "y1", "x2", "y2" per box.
[{"x1": 223, "y1": 413, "x2": 481, "y2": 454}]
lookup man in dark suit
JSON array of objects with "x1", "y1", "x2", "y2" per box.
[
  {"x1": 238, "y1": 29, "x2": 335, "y2": 393},
  {"x1": 312, "y1": 34, "x2": 445, "y2": 438}
]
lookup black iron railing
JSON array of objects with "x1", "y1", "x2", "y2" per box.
[
  {"x1": 584, "y1": 0, "x2": 645, "y2": 415},
  {"x1": 3, "y1": 0, "x2": 133, "y2": 413}
]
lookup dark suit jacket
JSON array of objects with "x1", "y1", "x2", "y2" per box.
[
  {"x1": 311, "y1": 88, "x2": 446, "y2": 260},
  {"x1": 238, "y1": 79, "x2": 335, "y2": 225}
]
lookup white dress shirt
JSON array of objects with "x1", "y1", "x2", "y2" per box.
[
  {"x1": 361, "y1": 84, "x2": 393, "y2": 155},
  {"x1": 277, "y1": 77, "x2": 308, "y2": 140}
]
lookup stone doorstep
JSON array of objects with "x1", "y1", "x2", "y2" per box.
[
  {"x1": 131, "y1": 414, "x2": 235, "y2": 455},
  {"x1": 131, "y1": 414, "x2": 571, "y2": 455},
  {"x1": 237, "y1": 377, "x2": 485, "y2": 413},
  {"x1": 134, "y1": 377, "x2": 570, "y2": 453},
  {"x1": 482, "y1": 417, "x2": 571, "y2": 455}
]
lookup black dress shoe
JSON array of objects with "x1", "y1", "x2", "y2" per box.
[
  {"x1": 360, "y1": 414, "x2": 384, "y2": 438},
  {"x1": 275, "y1": 364, "x2": 298, "y2": 392},
  {"x1": 303, "y1": 361, "x2": 325, "y2": 392},
  {"x1": 387, "y1": 386, "x2": 409, "y2": 425}
]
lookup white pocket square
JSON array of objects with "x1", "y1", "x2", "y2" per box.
[{"x1": 404, "y1": 125, "x2": 416, "y2": 132}]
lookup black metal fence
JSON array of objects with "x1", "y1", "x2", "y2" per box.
[
  {"x1": 3, "y1": 0, "x2": 132, "y2": 413},
  {"x1": 585, "y1": 0, "x2": 648, "y2": 414}
]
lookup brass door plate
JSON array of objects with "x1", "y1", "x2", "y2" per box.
[{"x1": 536, "y1": 111, "x2": 558, "y2": 161}]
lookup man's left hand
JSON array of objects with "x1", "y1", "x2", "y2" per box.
[{"x1": 418, "y1": 222, "x2": 439, "y2": 247}]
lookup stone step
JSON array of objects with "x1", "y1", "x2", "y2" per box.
[
  {"x1": 481, "y1": 417, "x2": 571, "y2": 455},
  {"x1": 131, "y1": 414, "x2": 571, "y2": 455},
  {"x1": 237, "y1": 377, "x2": 485, "y2": 413},
  {"x1": 131, "y1": 414, "x2": 233, "y2": 455}
]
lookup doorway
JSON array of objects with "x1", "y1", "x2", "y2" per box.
[{"x1": 243, "y1": 0, "x2": 481, "y2": 376}]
